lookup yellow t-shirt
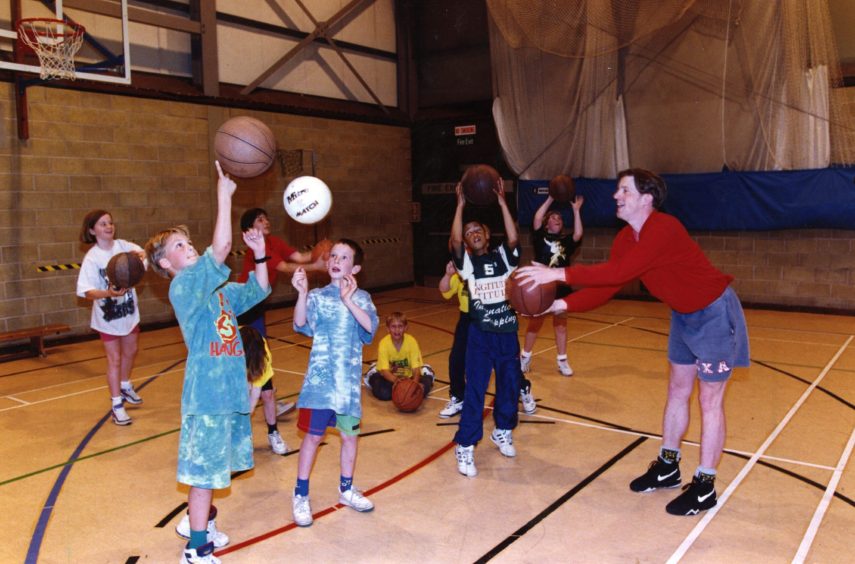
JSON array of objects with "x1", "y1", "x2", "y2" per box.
[
  {"x1": 441, "y1": 273, "x2": 469, "y2": 313},
  {"x1": 250, "y1": 340, "x2": 274, "y2": 388},
  {"x1": 376, "y1": 333, "x2": 422, "y2": 379}
]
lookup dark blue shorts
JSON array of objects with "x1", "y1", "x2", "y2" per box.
[{"x1": 668, "y1": 287, "x2": 750, "y2": 382}]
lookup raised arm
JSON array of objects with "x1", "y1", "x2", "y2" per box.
[
  {"x1": 532, "y1": 194, "x2": 555, "y2": 231},
  {"x1": 496, "y1": 178, "x2": 518, "y2": 249},
  {"x1": 450, "y1": 182, "x2": 466, "y2": 258},
  {"x1": 571, "y1": 195, "x2": 585, "y2": 242},
  {"x1": 242, "y1": 227, "x2": 269, "y2": 291},
  {"x1": 212, "y1": 161, "x2": 237, "y2": 265}
]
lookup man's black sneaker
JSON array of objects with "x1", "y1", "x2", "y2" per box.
[
  {"x1": 665, "y1": 476, "x2": 717, "y2": 515},
  {"x1": 629, "y1": 458, "x2": 681, "y2": 492}
]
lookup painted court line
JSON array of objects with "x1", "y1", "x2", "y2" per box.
[
  {"x1": 793, "y1": 424, "x2": 855, "y2": 563},
  {"x1": 666, "y1": 335, "x2": 853, "y2": 564}
]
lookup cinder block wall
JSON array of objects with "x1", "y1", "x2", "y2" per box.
[
  {"x1": 571, "y1": 227, "x2": 855, "y2": 312},
  {"x1": 0, "y1": 85, "x2": 412, "y2": 339}
]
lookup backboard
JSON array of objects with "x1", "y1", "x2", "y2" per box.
[{"x1": 0, "y1": 0, "x2": 131, "y2": 84}]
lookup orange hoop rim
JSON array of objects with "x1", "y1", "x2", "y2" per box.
[{"x1": 16, "y1": 18, "x2": 85, "y2": 47}]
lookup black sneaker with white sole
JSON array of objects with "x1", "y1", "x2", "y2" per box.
[
  {"x1": 629, "y1": 458, "x2": 681, "y2": 492},
  {"x1": 665, "y1": 476, "x2": 717, "y2": 515}
]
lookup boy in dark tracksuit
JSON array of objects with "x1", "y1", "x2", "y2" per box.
[{"x1": 449, "y1": 177, "x2": 532, "y2": 477}]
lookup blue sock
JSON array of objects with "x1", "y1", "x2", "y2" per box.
[
  {"x1": 340, "y1": 475, "x2": 353, "y2": 493},
  {"x1": 295, "y1": 478, "x2": 309, "y2": 497},
  {"x1": 189, "y1": 528, "x2": 207, "y2": 549}
]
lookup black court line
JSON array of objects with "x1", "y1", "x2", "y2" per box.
[
  {"x1": 476, "y1": 436, "x2": 648, "y2": 562},
  {"x1": 124, "y1": 557, "x2": 139, "y2": 564},
  {"x1": 752, "y1": 359, "x2": 855, "y2": 410}
]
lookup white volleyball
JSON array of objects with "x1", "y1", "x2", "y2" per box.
[{"x1": 283, "y1": 176, "x2": 332, "y2": 225}]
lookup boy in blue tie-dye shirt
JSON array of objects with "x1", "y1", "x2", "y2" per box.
[
  {"x1": 145, "y1": 161, "x2": 270, "y2": 564},
  {"x1": 289, "y1": 239, "x2": 379, "y2": 527}
]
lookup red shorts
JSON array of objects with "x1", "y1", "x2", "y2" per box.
[{"x1": 99, "y1": 325, "x2": 139, "y2": 342}]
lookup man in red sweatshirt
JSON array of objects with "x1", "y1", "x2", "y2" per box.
[{"x1": 516, "y1": 168, "x2": 749, "y2": 516}]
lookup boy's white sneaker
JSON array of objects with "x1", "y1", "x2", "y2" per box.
[
  {"x1": 175, "y1": 514, "x2": 230, "y2": 548},
  {"x1": 557, "y1": 357, "x2": 574, "y2": 376},
  {"x1": 275, "y1": 401, "x2": 295, "y2": 417},
  {"x1": 267, "y1": 430, "x2": 288, "y2": 455},
  {"x1": 520, "y1": 386, "x2": 537, "y2": 415},
  {"x1": 339, "y1": 488, "x2": 374, "y2": 512},
  {"x1": 438, "y1": 396, "x2": 463, "y2": 418},
  {"x1": 490, "y1": 428, "x2": 517, "y2": 457},
  {"x1": 455, "y1": 444, "x2": 477, "y2": 477},
  {"x1": 120, "y1": 386, "x2": 143, "y2": 405},
  {"x1": 292, "y1": 494, "x2": 313, "y2": 527},
  {"x1": 181, "y1": 541, "x2": 220, "y2": 564},
  {"x1": 520, "y1": 354, "x2": 532, "y2": 373}
]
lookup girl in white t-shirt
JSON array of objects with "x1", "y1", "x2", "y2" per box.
[{"x1": 76, "y1": 210, "x2": 146, "y2": 426}]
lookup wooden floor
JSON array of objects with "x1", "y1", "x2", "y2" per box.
[{"x1": 1, "y1": 286, "x2": 854, "y2": 563}]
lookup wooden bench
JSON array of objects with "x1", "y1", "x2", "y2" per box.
[{"x1": 0, "y1": 324, "x2": 71, "y2": 359}]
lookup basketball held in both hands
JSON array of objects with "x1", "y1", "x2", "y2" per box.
[
  {"x1": 461, "y1": 164, "x2": 500, "y2": 206},
  {"x1": 106, "y1": 252, "x2": 146, "y2": 290},
  {"x1": 506, "y1": 272, "x2": 557, "y2": 316},
  {"x1": 214, "y1": 116, "x2": 277, "y2": 178},
  {"x1": 283, "y1": 176, "x2": 333, "y2": 225},
  {"x1": 548, "y1": 174, "x2": 576, "y2": 203},
  {"x1": 392, "y1": 378, "x2": 424, "y2": 412}
]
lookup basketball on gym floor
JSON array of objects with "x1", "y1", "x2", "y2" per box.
[
  {"x1": 548, "y1": 174, "x2": 576, "y2": 203},
  {"x1": 283, "y1": 176, "x2": 332, "y2": 224},
  {"x1": 214, "y1": 116, "x2": 277, "y2": 178},
  {"x1": 506, "y1": 272, "x2": 556, "y2": 316},
  {"x1": 106, "y1": 252, "x2": 146, "y2": 290},
  {"x1": 392, "y1": 378, "x2": 424, "y2": 412},
  {"x1": 461, "y1": 164, "x2": 500, "y2": 206}
]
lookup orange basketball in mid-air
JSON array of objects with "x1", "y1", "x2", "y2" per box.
[
  {"x1": 214, "y1": 116, "x2": 277, "y2": 178},
  {"x1": 506, "y1": 272, "x2": 556, "y2": 316},
  {"x1": 392, "y1": 378, "x2": 424, "y2": 412},
  {"x1": 548, "y1": 174, "x2": 576, "y2": 203}
]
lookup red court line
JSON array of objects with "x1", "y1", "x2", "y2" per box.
[{"x1": 217, "y1": 440, "x2": 458, "y2": 556}]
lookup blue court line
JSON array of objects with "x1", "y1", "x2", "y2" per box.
[{"x1": 24, "y1": 361, "x2": 181, "y2": 564}]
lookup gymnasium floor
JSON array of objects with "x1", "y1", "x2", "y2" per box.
[{"x1": 1, "y1": 286, "x2": 853, "y2": 563}]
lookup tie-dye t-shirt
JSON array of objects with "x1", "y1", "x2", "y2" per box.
[
  {"x1": 169, "y1": 247, "x2": 270, "y2": 415},
  {"x1": 294, "y1": 283, "x2": 378, "y2": 418}
]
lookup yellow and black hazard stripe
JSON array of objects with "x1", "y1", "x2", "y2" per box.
[
  {"x1": 361, "y1": 237, "x2": 401, "y2": 246},
  {"x1": 37, "y1": 263, "x2": 81, "y2": 272}
]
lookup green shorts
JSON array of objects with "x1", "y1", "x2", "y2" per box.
[
  {"x1": 177, "y1": 413, "x2": 254, "y2": 489},
  {"x1": 297, "y1": 408, "x2": 361, "y2": 437}
]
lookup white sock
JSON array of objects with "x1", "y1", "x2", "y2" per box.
[
  {"x1": 557, "y1": 354, "x2": 568, "y2": 361},
  {"x1": 521, "y1": 351, "x2": 532, "y2": 358},
  {"x1": 121, "y1": 381, "x2": 133, "y2": 390},
  {"x1": 111, "y1": 396, "x2": 123, "y2": 407}
]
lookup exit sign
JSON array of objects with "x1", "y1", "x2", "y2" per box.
[{"x1": 454, "y1": 125, "x2": 476, "y2": 136}]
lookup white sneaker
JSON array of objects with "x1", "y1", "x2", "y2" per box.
[
  {"x1": 275, "y1": 401, "x2": 296, "y2": 417},
  {"x1": 455, "y1": 445, "x2": 477, "y2": 477},
  {"x1": 520, "y1": 386, "x2": 537, "y2": 415},
  {"x1": 292, "y1": 494, "x2": 313, "y2": 527},
  {"x1": 181, "y1": 541, "x2": 220, "y2": 564},
  {"x1": 520, "y1": 354, "x2": 532, "y2": 373},
  {"x1": 268, "y1": 430, "x2": 288, "y2": 455},
  {"x1": 111, "y1": 404, "x2": 132, "y2": 426},
  {"x1": 557, "y1": 357, "x2": 574, "y2": 376},
  {"x1": 339, "y1": 488, "x2": 374, "y2": 512},
  {"x1": 120, "y1": 386, "x2": 143, "y2": 405},
  {"x1": 438, "y1": 396, "x2": 463, "y2": 418},
  {"x1": 490, "y1": 428, "x2": 517, "y2": 457},
  {"x1": 175, "y1": 514, "x2": 230, "y2": 548}
]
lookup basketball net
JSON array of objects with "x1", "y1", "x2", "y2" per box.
[{"x1": 17, "y1": 18, "x2": 85, "y2": 81}]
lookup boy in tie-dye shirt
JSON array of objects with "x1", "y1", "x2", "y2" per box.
[
  {"x1": 288, "y1": 239, "x2": 379, "y2": 527},
  {"x1": 145, "y1": 161, "x2": 270, "y2": 564}
]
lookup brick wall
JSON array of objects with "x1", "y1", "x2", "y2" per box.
[
  {"x1": 0, "y1": 85, "x2": 412, "y2": 339},
  {"x1": 564, "y1": 227, "x2": 855, "y2": 312}
]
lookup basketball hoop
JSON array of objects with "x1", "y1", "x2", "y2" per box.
[{"x1": 16, "y1": 18, "x2": 85, "y2": 81}]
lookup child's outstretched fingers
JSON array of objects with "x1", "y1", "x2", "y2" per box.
[{"x1": 292, "y1": 267, "x2": 308, "y2": 293}]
